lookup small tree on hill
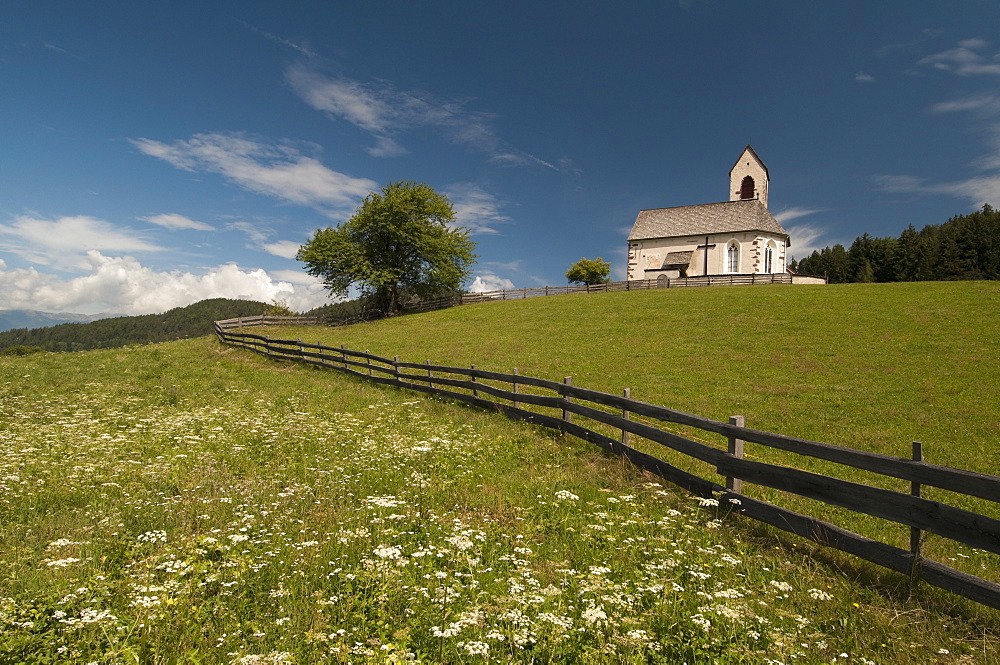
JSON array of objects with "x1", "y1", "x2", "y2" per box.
[
  {"x1": 297, "y1": 181, "x2": 477, "y2": 316},
  {"x1": 566, "y1": 257, "x2": 611, "y2": 285}
]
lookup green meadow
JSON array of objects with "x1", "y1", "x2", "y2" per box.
[
  {"x1": 269, "y1": 282, "x2": 999, "y2": 570},
  {"x1": 1, "y1": 281, "x2": 998, "y2": 663}
]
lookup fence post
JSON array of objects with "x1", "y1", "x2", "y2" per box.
[
  {"x1": 621, "y1": 388, "x2": 631, "y2": 447},
  {"x1": 340, "y1": 344, "x2": 348, "y2": 370},
  {"x1": 427, "y1": 360, "x2": 434, "y2": 389},
  {"x1": 393, "y1": 355, "x2": 400, "y2": 383},
  {"x1": 726, "y1": 415, "x2": 745, "y2": 493},
  {"x1": 910, "y1": 440, "x2": 924, "y2": 582},
  {"x1": 512, "y1": 368, "x2": 520, "y2": 410},
  {"x1": 562, "y1": 376, "x2": 573, "y2": 427},
  {"x1": 298, "y1": 338, "x2": 303, "y2": 359},
  {"x1": 470, "y1": 365, "x2": 478, "y2": 398},
  {"x1": 365, "y1": 350, "x2": 372, "y2": 376}
]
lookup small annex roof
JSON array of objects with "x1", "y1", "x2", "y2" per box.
[
  {"x1": 627, "y1": 199, "x2": 789, "y2": 242},
  {"x1": 661, "y1": 251, "x2": 693, "y2": 267}
]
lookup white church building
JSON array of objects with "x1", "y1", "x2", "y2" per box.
[{"x1": 626, "y1": 146, "x2": 791, "y2": 280}]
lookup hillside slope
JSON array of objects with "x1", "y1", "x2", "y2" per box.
[
  {"x1": 0, "y1": 298, "x2": 268, "y2": 352},
  {"x1": 268, "y1": 281, "x2": 999, "y2": 472},
  {"x1": 2, "y1": 335, "x2": 997, "y2": 662}
]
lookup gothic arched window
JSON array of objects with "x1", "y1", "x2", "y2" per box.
[
  {"x1": 764, "y1": 241, "x2": 775, "y2": 273},
  {"x1": 739, "y1": 175, "x2": 755, "y2": 200},
  {"x1": 727, "y1": 241, "x2": 740, "y2": 273}
]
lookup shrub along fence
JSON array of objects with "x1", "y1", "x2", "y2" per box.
[{"x1": 215, "y1": 317, "x2": 1000, "y2": 610}]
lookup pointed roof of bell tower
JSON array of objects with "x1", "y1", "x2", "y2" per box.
[
  {"x1": 729, "y1": 144, "x2": 770, "y2": 208},
  {"x1": 729, "y1": 144, "x2": 769, "y2": 179}
]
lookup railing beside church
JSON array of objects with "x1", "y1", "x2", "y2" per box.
[
  {"x1": 215, "y1": 319, "x2": 1000, "y2": 611},
  {"x1": 461, "y1": 272, "x2": 825, "y2": 303}
]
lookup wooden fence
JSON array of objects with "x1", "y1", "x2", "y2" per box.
[
  {"x1": 214, "y1": 320, "x2": 1000, "y2": 610},
  {"x1": 460, "y1": 273, "x2": 825, "y2": 304}
]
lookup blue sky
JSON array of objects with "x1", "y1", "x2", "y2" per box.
[{"x1": 2, "y1": 1, "x2": 999, "y2": 314}]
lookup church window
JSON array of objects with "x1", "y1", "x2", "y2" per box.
[
  {"x1": 727, "y1": 241, "x2": 740, "y2": 273},
  {"x1": 739, "y1": 176, "x2": 755, "y2": 200},
  {"x1": 764, "y1": 241, "x2": 775, "y2": 273}
]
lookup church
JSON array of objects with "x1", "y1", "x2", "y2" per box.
[{"x1": 626, "y1": 146, "x2": 790, "y2": 280}]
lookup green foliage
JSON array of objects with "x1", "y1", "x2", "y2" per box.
[
  {"x1": 271, "y1": 281, "x2": 1000, "y2": 598},
  {"x1": 796, "y1": 204, "x2": 1000, "y2": 282},
  {"x1": 297, "y1": 181, "x2": 477, "y2": 316},
  {"x1": 263, "y1": 299, "x2": 295, "y2": 317},
  {"x1": 565, "y1": 257, "x2": 612, "y2": 285},
  {"x1": 0, "y1": 345, "x2": 43, "y2": 357},
  {"x1": 2, "y1": 336, "x2": 996, "y2": 662},
  {"x1": 0, "y1": 298, "x2": 268, "y2": 353}
]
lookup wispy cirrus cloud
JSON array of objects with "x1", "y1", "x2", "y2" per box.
[
  {"x1": 773, "y1": 207, "x2": 825, "y2": 225},
  {"x1": 0, "y1": 215, "x2": 161, "y2": 269},
  {"x1": 286, "y1": 64, "x2": 558, "y2": 169},
  {"x1": 917, "y1": 37, "x2": 1000, "y2": 77},
  {"x1": 785, "y1": 224, "x2": 832, "y2": 260},
  {"x1": 130, "y1": 133, "x2": 378, "y2": 212},
  {"x1": 874, "y1": 173, "x2": 1000, "y2": 207},
  {"x1": 445, "y1": 183, "x2": 512, "y2": 235},
  {"x1": 226, "y1": 220, "x2": 305, "y2": 259},
  {"x1": 875, "y1": 39, "x2": 1000, "y2": 208},
  {"x1": 140, "y1": 213, "x2": 214, "y2": 231},
  {"x1": 855, "y1": 72, "x2": 876, "y2": 83}
]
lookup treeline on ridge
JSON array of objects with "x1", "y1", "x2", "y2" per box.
[
  {"x1": 0, "y1": 298, "x2": 270, "y2": 353},
  {"x1": 792, "y1": 204, "x2": 1000, "y2": 283}
]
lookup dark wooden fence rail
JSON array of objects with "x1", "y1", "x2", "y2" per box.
[{"x1": 215, "y1": 320, "x2": 1000, "y2": 610}]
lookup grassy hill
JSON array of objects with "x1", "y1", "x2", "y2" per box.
[
  {"x1": 263, "y1": 282, "x2": 1000, "y2": 582},
  {"x1": 0, "y1": 298, "x2": 268, "y2": 352},
  {"x1": 1, "y1": 281, "x2": 998, "y2": 662}
]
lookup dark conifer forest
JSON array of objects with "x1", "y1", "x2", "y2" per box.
[{"x1": 792, "y1": 204, "x2": 1000, "y2": 283}]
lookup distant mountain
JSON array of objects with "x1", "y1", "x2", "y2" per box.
[
  {"x1": 0, "y1": 309, "x2": 114, "y2": 333},
  {"x1": 0, "y1": 298, "x2": 269, "y2": 352}
]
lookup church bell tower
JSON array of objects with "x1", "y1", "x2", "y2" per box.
[{"x1": 729, "y1": 145, "x2": 769, "y2": 209}]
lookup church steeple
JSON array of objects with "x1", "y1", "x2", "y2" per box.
[{"x1": 729, "y1": 145, "x2": 769, "y2": 209}]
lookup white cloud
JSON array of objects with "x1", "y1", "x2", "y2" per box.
[
  {"x1": 855, "y1": 72, "x2": 876, "y2": 83},
  {"x1": 140, "y1": 213, "x2": 214, "y2": 231},
  {"x1": 270, "y1": 269, "x2": 319, "y2": 286},
  {"x1": 445, "y1": 183, "x2": 511, "y2": 234},
  {"x1": 773, "y1": 207, "x2": 824, "y2": 225},
  {"x1": 286, "y1": 68, "x2": 396, "y2": 134},
  {"x1": 873, "y1": 172, "x2": 1000, "y2": 207},
  {"x1": 131, "y1": 133, "x2": 378, "y2": 212},
  {"x1": 917, "y1": 38, "x2": 1000, "y2": 76},
  {"x1": 0, "y1": 215, "x2": 161, "y2": 269},
  {"x1": 0, "y1": 251, "x2": 330, "y2": 315},
  {"x1": 262, "y1": 240, "x2": 303, "y2": 259},
  {"x1": 469, "y1": 274, "x2": 515, "y2": 292},
  {"x1": 226, "y1": 220, "x2": 305, "y2": 259},
  {"x1": 286, "y1": 64, "x2": 555, "y2": 168},
  {"x1": 785, "y1": 224, "x2": 831, "y2": 260},
  {"x1": 929, "y1": 93, "x2": 1000, "y2": 115}
]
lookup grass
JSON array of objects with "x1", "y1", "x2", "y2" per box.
[{"x1": 0, "y1": 281, "x2": 997, "y2": 663}]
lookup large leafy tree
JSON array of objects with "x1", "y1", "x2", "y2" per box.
[
  {"x1": 565, "y1": 257, "x2": 612, "y2": 285},
  {"x1": 297, "y1": 181, "x2": 477, "y2": 315}
]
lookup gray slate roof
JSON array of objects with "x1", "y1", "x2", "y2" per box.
[
  {"x1": 662, "y1": 251, "x2": 693, "y2": 267},
  {"x1": 627, "y1": 199, "x2": 789, "y2": 242}
]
